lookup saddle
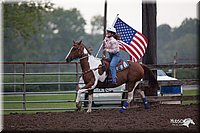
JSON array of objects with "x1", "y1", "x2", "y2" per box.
[
  {"x1": 101, "y1": 58, "x2": 129, "y2": 83},
  {"x1": 101, "y1": 58, "x2": 129, "y2": 74}
]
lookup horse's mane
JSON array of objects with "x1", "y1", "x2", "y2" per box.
[{"x1": 81, "y1": 42, "x2": 91, "y2": 55}]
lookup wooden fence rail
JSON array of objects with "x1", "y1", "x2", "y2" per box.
[
  {"x1": 134, "y1": 95, "x2": 199, "y2": 102},
  {"x1": 158, "y1": 79, "x2": 199, "y2": 86},
  {"x1": 147, "y1": 64, "x2": 200, "y2": 69},
  {"x1": 138, "y1": 79, "x2": 199, "y2": 87}
]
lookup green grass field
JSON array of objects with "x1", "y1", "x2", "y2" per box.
[
  {"x1": 3, "y1": 94, "x2": 76, "y2": 114},
  {"x1": 183, "y1": 89, "x2": 199, "y2": 95},
  {"x1": 182, "y1": 89, "x2": 199, "y2": 105},
  {"x1": 3, "y1": 75, "x2": 77, "y2": 92},
  {"x1": 3, "y1": 89, "x2": 199, "y2": 114}
]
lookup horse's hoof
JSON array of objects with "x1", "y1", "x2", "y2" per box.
[
  {"x1": 143, "y1": 103, "x2": 149, "y2": 109},
  {"x1": 76, "y1": 102, "x2": 82, "y2": 111},
  {"x1": 119, "y1": 108, "x2": 125, "y2": 113},
  {"x1": 86, "y1": 109, "x2": 91, "y2": 113},
  {"x1": 142, "y1": 98, "x2": 149, "y2": 109},
  {"x1": 119, "y1": 101, "x2": 128, "y2": 113},
  {"x1": 144, "y1": 105, "x2": 149, "y2": 109}
]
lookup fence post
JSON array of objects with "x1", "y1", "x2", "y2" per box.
[
  {"x1": 22, "y1": 62, "x2": 27, "y2": 111},
  {"x1": 58, "y1": 64, "x2": 61, "y2": 91},
  {"x1": 13, "y1": 64, "x2": 16, "y2": 92},
  {"x1": 173, "y1": 52, "x2": 178, "y2": 78}
]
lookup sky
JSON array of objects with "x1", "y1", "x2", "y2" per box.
[{"x1": 51, "y1": 0, "x2": 199, "y2": 33}]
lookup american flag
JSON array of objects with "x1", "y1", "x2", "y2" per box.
[{"x1": 114, "y1": 17, "x2": 148, "y2": 62}]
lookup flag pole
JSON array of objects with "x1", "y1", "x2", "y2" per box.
[
  {"x1": 95, "y1": 14, "x2": 119, "y2": 57},
  {"x1": 112, "y1": 14, "x2": 119, "y2": 26},
  {"x1": 95, "y1": 0, "x2": 107, "y2": 57}
]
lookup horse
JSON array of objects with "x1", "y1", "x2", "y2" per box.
[{"x1": 65, "y1": 40, "x2": 159, "y2": 113}]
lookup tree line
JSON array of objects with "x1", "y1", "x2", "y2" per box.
[
  {"x1": 3, "y1": 2, "x2": 199, "y2": 64},
  {"x1": 157, "y1": 18, "x2": 199, "y2": 64},
  {"x1": 3, "y1": 2, "x2": 103, "y2": 62}
]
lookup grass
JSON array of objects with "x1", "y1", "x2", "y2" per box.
[
  {"x1": 3, "y1": 94, "x2": 76, "y2": 114},
  {"x1": 3, "y1": 74, "x2": 78, "y2": 114},
  {"x1": 182, "y1": 89, "x2": 199, "y2": 105},
  {"x1": 2, "y1": 89, "x2": 199, "y2": 114},
  {"x1": 3, "y1": 75, "x2": 77, "y2": 92},
  {"x1": 183, "y1": 89, "x2": 199, "y2": 95},
  {"x1": 4, "y1": 75, "x2": 77, "y2": 83}
]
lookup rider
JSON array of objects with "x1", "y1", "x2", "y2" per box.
[{"x1": 103, "y1": 26, "x2": 120, "y2": 85}]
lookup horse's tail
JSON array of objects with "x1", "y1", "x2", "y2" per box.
[{"x1": 140, "y1": 64, "x2": 159, "y2": 96}]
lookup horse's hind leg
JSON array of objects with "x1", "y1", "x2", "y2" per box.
[
  {"x1": 136, "y1": 89, "x2": 149, "y2": 109},
  {"x1": 119, "y1": 81, "x2": 140, "y2": 113},
  {"x1": 127, "y1": 81, "x2": 141, "y2": 103}
]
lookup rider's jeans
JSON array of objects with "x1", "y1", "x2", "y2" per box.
[{"x1": 108, "y1": 52, "x2": 120, "y2": 82}]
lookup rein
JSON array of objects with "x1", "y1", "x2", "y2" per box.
[
  {"x1": 79, "y1": 55, "x2": 89, "y2": 60},
  {"x1": 79, "y1": 54, "x2": 103, "y2": 76}
]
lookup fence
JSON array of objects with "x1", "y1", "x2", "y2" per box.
[{"x1": 2, "y1": 62, "x2": 200, "y2": 112}]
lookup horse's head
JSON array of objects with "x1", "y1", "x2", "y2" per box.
[{"x1": 65, "y1": 40, "x2": 90, "y2": 62}]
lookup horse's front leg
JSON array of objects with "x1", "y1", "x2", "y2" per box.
[
  {"x1": 76, "y1": 88, "x2": 88, "y2": 111},
  {"x1": 86, "y1": 79, "x2": 98, "y2": 113},
  {"x1": 76, "y1": 81, "x2": 97, "y2": 112},
  {"x1": 87, "y1": 90, "x2": 93, "y2": 113}
]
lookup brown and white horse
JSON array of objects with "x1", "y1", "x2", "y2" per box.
[{"x1": 65, "y1": 40, "x2": 159, "y2": 113}]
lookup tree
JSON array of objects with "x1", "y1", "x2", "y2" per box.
[
  {"x1": 40, "y1": 8, "x2": 86, "y2": 61},
  {"x1": 3, "y1": 1, "x2": 54, "y2": 61},
  {"x1": 172, "y1": 18, "x2": 198, "y2": 40},
  {"x1": 157, "y1": 18, "x2": 199, "y2": 64},
  {"x1": 3, "y1": 2, "x2": 53, "y2": 40},
  {"x1": 90, "y1": 15, "x2": 104, "y2": 35},
  {"x1": 4, "y1": 3, "x2": 87, "y2": 62},
  {"x1": 157, "y1": 24, "x2": 172, "y2": 46}
]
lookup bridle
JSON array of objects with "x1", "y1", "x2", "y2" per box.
[{"x1": 67, "y1": 44, "x2": 103, "y2": 76}]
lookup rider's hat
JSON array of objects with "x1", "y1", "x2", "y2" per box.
[{"x1": 106, "y1": 26, "x2": 116, "y2": 34}]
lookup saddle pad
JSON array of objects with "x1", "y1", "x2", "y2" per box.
[{"x1": 116, "y1": 61, "x2": 129, "y2": 71}]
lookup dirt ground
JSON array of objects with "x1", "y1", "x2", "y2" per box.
[{"x1": 2, "y1": 104, "x2": 199, "y2": 133}]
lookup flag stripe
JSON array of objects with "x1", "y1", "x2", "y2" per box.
[
  {"x1": 137, "y1": 32, "x2": 148, "y2": 45},
  {"x1": 135, "y1": 33, "x2": 148, "y2": 48},
  {"x1": 119, "y1": 45, "x2": 125, "y2": 51},
  {"x1": 130, "y1": 41, "x2": 144, "y2": 57},
  {"x1": 132, "y1": 37, "x2": 145, "y2": 54},
  {"x1": 129, "y1": 42, "x2": 143, "y2": 58},
  {"x1": 124, "y1": 43, "x2": 141, "y2": 60},
  {"x1": 121, "y1": 45, "x2": 137, "y2": 62},
  {"x1": 133, "y1": 36, "x2": 146, "y2": 53},
  {"x1": 119, "y1": 41, "x2": 138, "y2": 61}
]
